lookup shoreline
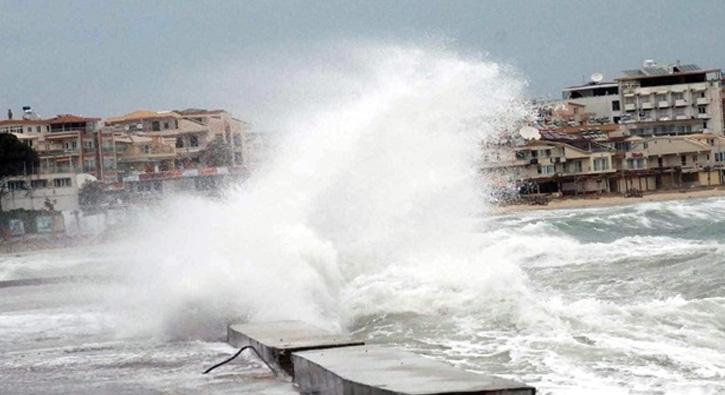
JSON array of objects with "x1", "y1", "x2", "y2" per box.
[{"x1": 493, "y1": 187, "x2": 725, "y2": 215}]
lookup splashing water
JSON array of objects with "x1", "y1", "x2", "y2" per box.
[{"x1": 104, "y1": 44, "x2": 531, "y2": 338}]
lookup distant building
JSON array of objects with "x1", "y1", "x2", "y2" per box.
[
  {"x1": 562, "y1": 77, "x2": 621, "y2": 124},
  {"x1": 106, "y1": 109, "x2": 246, "y2": 172},
  {"x1": 617, "y1": 61, "x2": 724, "y2": 137}
]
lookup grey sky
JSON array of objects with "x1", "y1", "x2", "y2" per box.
[{"x1": 1, "y1": 0, "x2": 724, "y2": 128}]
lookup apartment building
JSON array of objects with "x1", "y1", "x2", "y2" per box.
[
  {"x1": 175, "y1": 108, "x2": 247, "y2": 166},
  {"x1": 512, "y1": 131, "x2": 616, "y2": 195},
  {"x1": 617, "y1": 61, "x2": 723, "y2": 137},
  {"x1": 106, "y1": 109, "x2": 245, "y2": 172},
  {"x1": 561, "y1": 77, "x2": 621, "y2": 124}
]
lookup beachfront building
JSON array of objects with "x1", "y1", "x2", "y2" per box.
[
  {"x1": 561, "y1": 78, "x2": 621, "y2": 124},
  {"x1": 607, "y1": 134, "x2": 719, "y2": 193},
  {"x1": 512, "y1": 131, "x2": 617, "y2": 195},
  {"x1": 0, "y1": 173, "x2": 96, "y2": 212},
  {"x1": 106, "y1": 109, "x2": 246, "y2": 172},
  {"x1": 617, "y1": 61, "x2": 724, "y2": 137},
  {"x1": 175, "y1": 108, "x2": 247, "y2": 166}
]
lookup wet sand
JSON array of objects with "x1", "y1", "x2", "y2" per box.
[{"x1": 494, "y1": 187, "x2": 725, "y2": 215}]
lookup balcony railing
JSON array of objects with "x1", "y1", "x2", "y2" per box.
[
  {"x1": 624, "y1": 103, "x2": 637, "y2": 111},
  {"x1": 696, "y1": 97, "x2": 711, "y2": 105},
  {"x1": 640, "y1": 102, "x2": 653, "y2": 110},
  {"x1": 696, "y1": 113, "x2": 711, "y2": 119},
  {"x1": 658, "y1": 101, "x2": 670, "y2": 108},
  {"x1": 674, "y1": 99, "x2": 688, "y2": 107},
  {"x1": 675, "y1": 115, "x2": 690, "y2": 120}
]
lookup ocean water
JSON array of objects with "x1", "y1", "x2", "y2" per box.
[
  {"x1": 1, "y1": 45, "x2": 723, "y2": 394},
  {"x1": 1, "y1": 199, "x2": 724, "y2": 394}
]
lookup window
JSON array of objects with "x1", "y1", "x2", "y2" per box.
[
  {"x1": 7, "y1": 180, "x2": 26, "y2": 190},
  {"x1": 698, "y1": 107, "x2": 707, "y2": 114},
  {"x1": 593, "y1": 158, "x2": 609, "y2": 171},
  {"x1": 152, "y1": 121, "x2": 160, "y2": 131},
  {"x1": 692, "y1": 155, "x2": 697, "y2": 163},
  {"x1": 36, "y1": 126, "x2": 41, "y2": 133},
  {"x1": 643, "y1": 142, "x2": 648, "y2": 149},
  {"x1": 234, "y1": 152, "x2": 242, "y2": 163},
  {"x1": 83, "y1": 140, "x2": 94, "y2": 149},
  {"x1": 83, "y1": 159, "x2": 96, "y2": 172},
  {"x1": 681, "y1": 155, "x2": 687, "y2": 166},
  {"x1": 612, "y1": 100, "x2": 620, "y2": 111},
  {"x1": 164, "y1": 122, "x2": 169, "y2": 129},
  {"x1": 53, "y1": 178, "x2": 71, "y2": 188},
  {"x1": 64, "y1": 141, "x2": 78, "y2": 151},
  {"x1": 143, "y1": 145, "x2": 151, "y2": 154},
  {"x1": 566, "y1": 161, "x2": 582, "y2": 173},
  {"x1": 190, "y1": 135, "x2": 199, "y2": 147},
  {"x1": 176, "y1": 137, "x2": 184, "y2": 148},
  {"x1": 537, "y1": 165, "x2": 555, "y2": 175},
  {"x1": 30, "y1": 179, "x2": 48, "y2": 189},
  {"x1": 627, "y1": 158, "x2": 645, "y2": 169}
]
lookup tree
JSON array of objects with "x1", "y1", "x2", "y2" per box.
[
  {"x1": 0, "y1": 133, "x2": 39, "y2": 212},
  {"x1": 0, "y1": 133, "x2": 38, "y2": 177},
  {"x1": 200, "y1": 138, "x2": 233, "y2": 167},
  {"x1": 79, "y1": 180, "x2": 105, "y2": 208}
]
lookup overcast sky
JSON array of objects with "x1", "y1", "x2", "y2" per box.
[{"x1": 1, "y1": 0, "x2": 724, "y2": 128}]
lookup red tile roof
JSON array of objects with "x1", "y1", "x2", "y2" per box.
[{"x1": 48, "y1": 114, "x2": 100, "y2": 123}]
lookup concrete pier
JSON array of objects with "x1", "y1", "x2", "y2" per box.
[
  {"x1": 292, "y1": 345, "x2": 535, "y2": 395},
  {"x1": 227, "y1": 321, "x2": 363, "y2": 376}
]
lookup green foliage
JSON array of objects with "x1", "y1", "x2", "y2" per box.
[{"x1": 0, "y1": 134, "x2": 39, "y2": 177}]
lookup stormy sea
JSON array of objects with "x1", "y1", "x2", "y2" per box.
[{"x1": 1, "y1": 45, "x2": 723, "y2": 394}]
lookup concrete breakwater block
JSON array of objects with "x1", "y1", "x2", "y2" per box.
[
  {"x1": 292, "y1": 345, "x2": 535, "y2": 395},
  {"x1": 227, "y1": 321, "x2": 364, "y2": 376}
]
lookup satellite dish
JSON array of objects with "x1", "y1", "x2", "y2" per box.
[
  {"x1": 590, "y1": 72, "x2": 604, "y2": 83},
  {"x1": 519, "y1": 126, "x2": 541, "y2": 141}
]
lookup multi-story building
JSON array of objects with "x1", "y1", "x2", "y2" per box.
[
  {"x1": 511, "y1": 131, "x2": 617, "y2": 195},
  {"x1": 106, "y1": 109, "x2": 245, "y2": 172},
  {"x1": 175, "y1": 108, "x2": 247, "y2": 166},
  {"x1": 617, "y1": 61, "x2": 723, "y2": 137},
  {"x1": 561, "y1": 77, "x2": 621, "y2": 124}
]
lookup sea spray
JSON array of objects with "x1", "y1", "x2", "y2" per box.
[{"x1": 104, "y1": 43, "x2": 532, "y2": 339}]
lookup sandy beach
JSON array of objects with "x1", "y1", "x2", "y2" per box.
[{"x1": 494, "y1": 187, "x2": 725, "y2": 215}]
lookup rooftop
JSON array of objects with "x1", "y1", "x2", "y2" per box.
[
  {"x1": 106, "y1": 110, "x2": 180, "y2": 124},
  {"x1": 617, "y1": 63, "x2": 719, "y2": 81},
  {"x1": 48, "y1": 114, "x2": 100, "y2": 124}
]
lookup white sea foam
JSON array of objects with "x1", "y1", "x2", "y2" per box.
[{"x1": 102, "y1": 43, "x2": 530, "y2": 338}]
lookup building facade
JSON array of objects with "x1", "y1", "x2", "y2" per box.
[{"x1": 617, "y1": 61, "x2": 724, "y2": 137}]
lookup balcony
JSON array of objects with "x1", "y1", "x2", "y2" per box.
[
  {"x1": 658, "y1": 101, "x2": 670, "y2": 109},
  {"x1": 696, "y1": 97, "x2": 711, "y2": 106},
  {"x1": 675, "y1": 114, "x2": 690, "y2": 120},
  {"x1": 624, "y1": 103, "x2": 637, "y2": 111},
  {"x1": 658, "y1": 116, "x2": 671, "y2": 122},
  {"x1": 674, "y1": 99, "x2": 688, "y2": 107},
  {"x1": 697, "y1": 113, "x2": 711, "y2": 119},
  {"x1": 640, "y1": 102, "x2": 653, "y2": 110}
]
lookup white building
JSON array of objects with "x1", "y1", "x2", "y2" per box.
[
  {"x1": 617, "y1": 61, "x2": 724, "y2": 137},
  {"x1": 1, "y1": 173, "x2": 93, "y2": 212},
  {"x1": 562, "y1": 78, "x2": 621, "y2": 124}
]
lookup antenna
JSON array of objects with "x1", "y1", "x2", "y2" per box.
[
  {"x1": 590, "y1": 72, "x2": 604, "y2": 84},
  {"x1": 519, "y1": 126, "x2": 541, "y2": 141}
]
